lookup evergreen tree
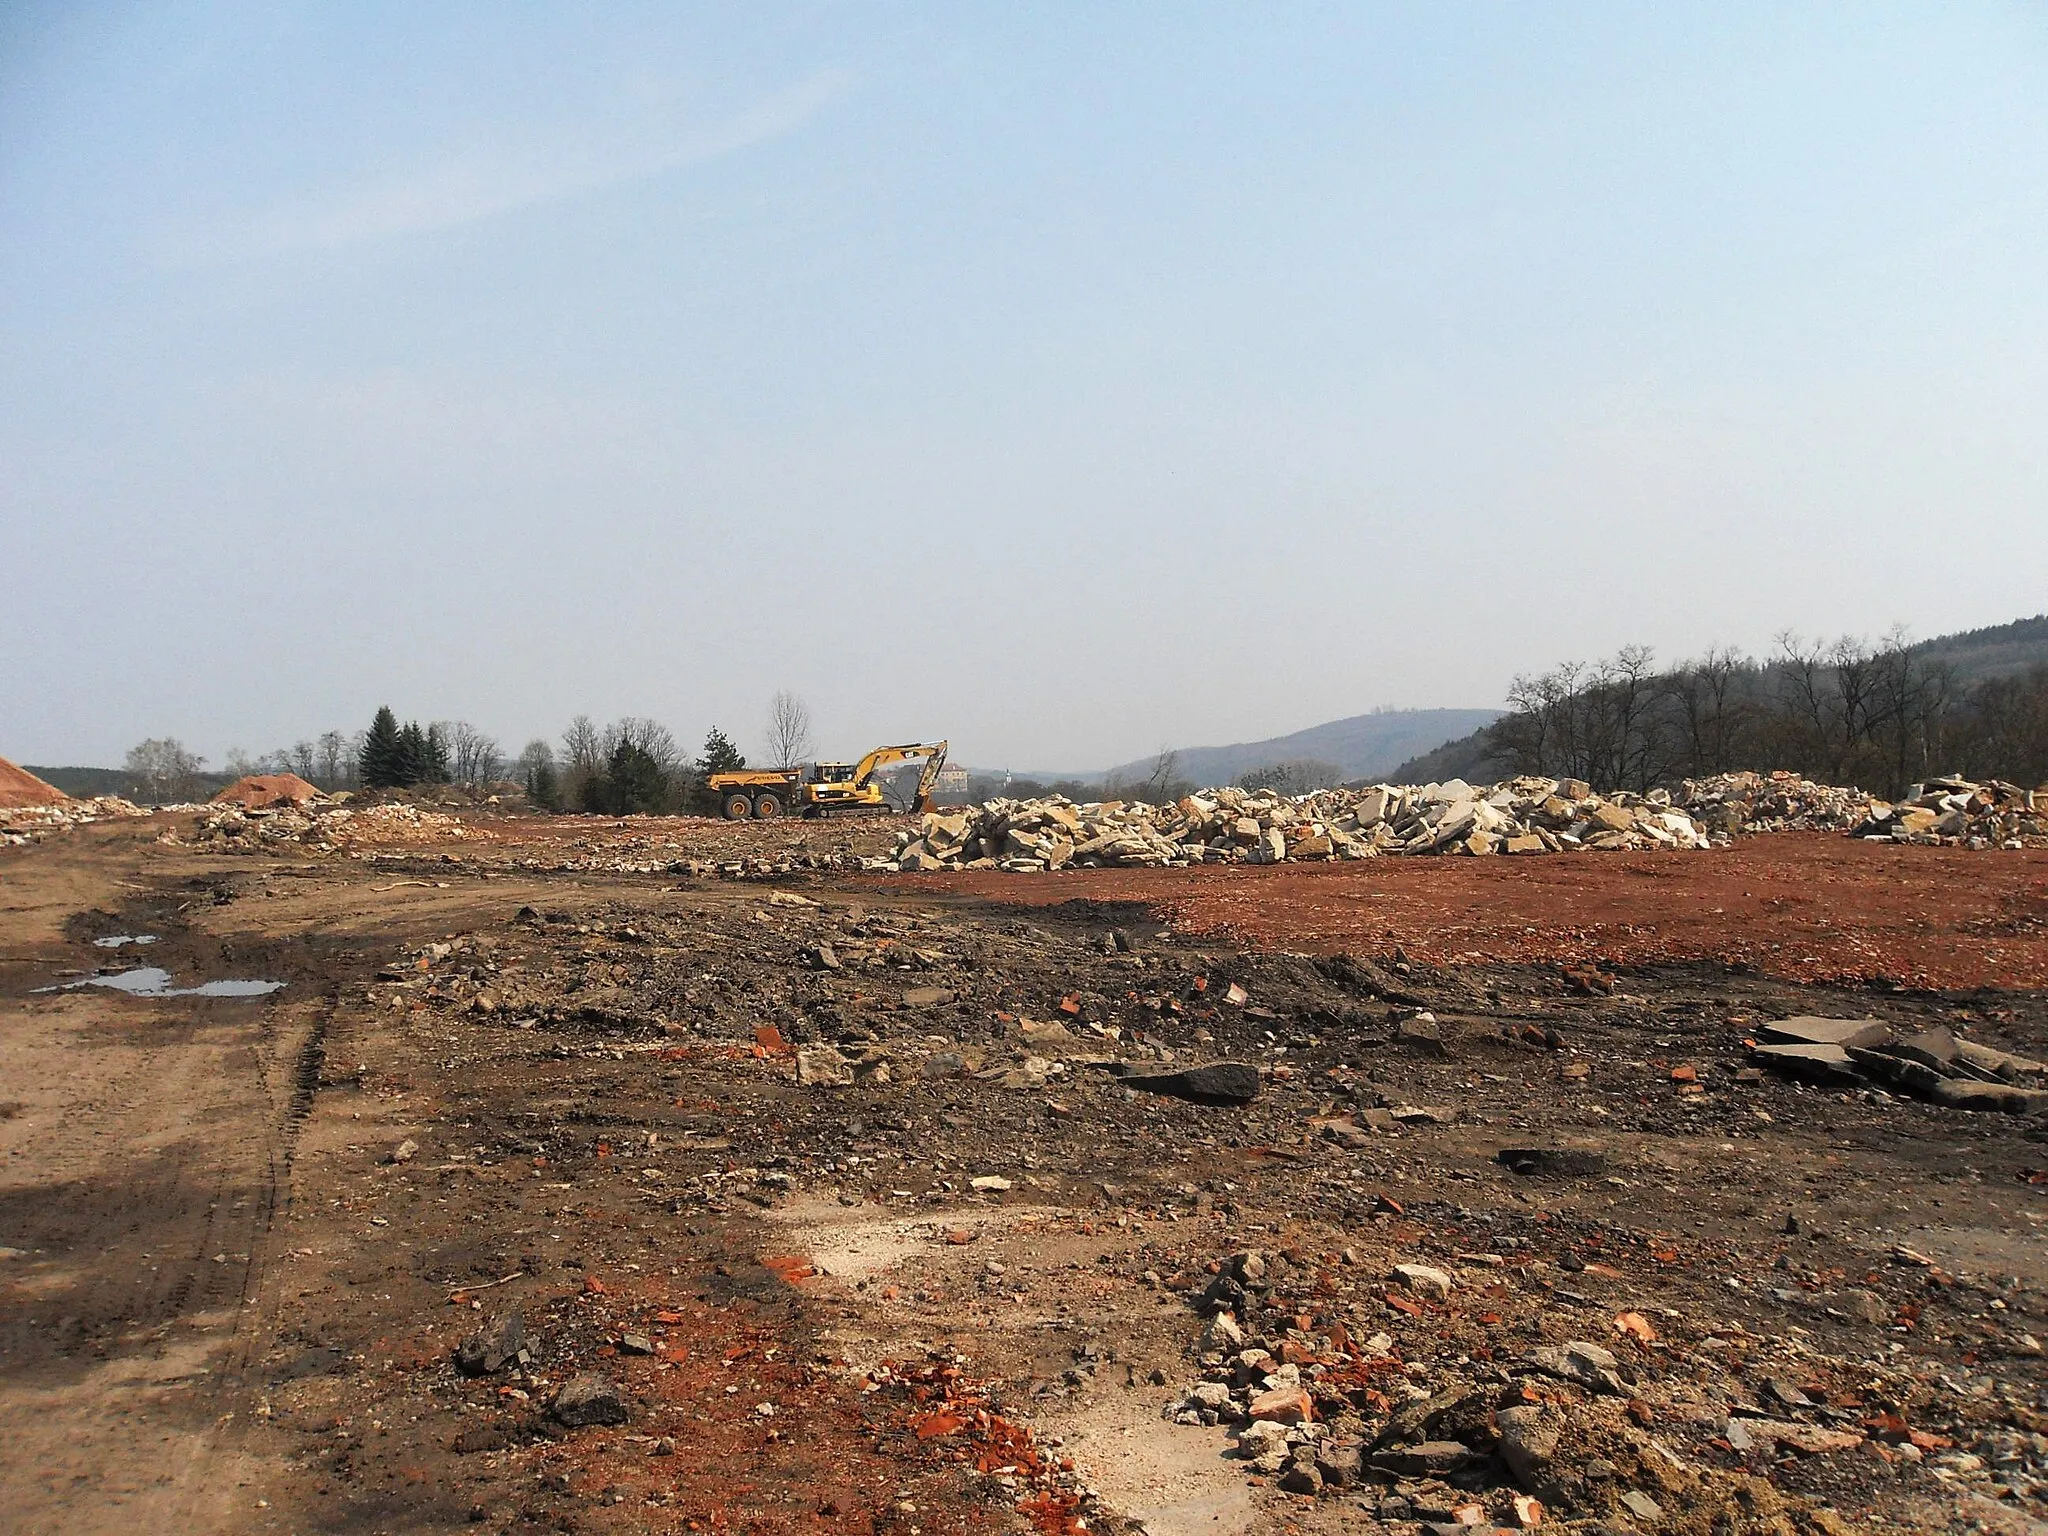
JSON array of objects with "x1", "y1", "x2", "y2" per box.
[
  {"x1": 529, "y1": 757, "x2": 560, "y2": 811},
  {"x1": 603, "y1": 737, "x2": 670, "y2": 814},
  {"x1": 359, "y1": 707, "x2": 404, "y2": 788},
  {"x1": 692, "y1": 727, "x2": 746, "y2": 813},
  {"x1": 421, "y1": 722, "x2": 451, "y2": 784},
  {"x1": 395, "y1": 722, "x2": 428, "y2": 787},
  {"x1": 698, "y1": 728, "x2": 745, "y2": 776}
]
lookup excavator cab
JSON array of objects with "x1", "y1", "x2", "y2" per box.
[{"x1": 810, "y1": 763, "x2": 856, "y2": 785}]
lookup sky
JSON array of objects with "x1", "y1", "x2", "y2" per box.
[{"x1": 4, "y1": 4, "x2": 2046, "y2": 773}]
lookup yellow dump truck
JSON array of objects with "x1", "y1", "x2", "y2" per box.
[{"x1": 708, "y1": 741, "x2": 949, "y2": 820}]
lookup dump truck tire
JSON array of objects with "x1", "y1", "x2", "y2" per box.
[
  {"x1": 722, "y1": 792, "x2": 753, "y2": 821},
  {"x1": 753, "y1": 791, "x2": 783, "y2": 820}
]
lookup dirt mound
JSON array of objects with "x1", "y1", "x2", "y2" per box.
[
  {"x1": 211, "y1": 773, "x2": 323, "y2": 809},
  {"x1": 0, "y1": 756, "x2": 69, "y2": 808}
]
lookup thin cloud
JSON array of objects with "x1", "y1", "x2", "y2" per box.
[{"x1": 168, "y1": 68, "x2": 851, "y2": 264}]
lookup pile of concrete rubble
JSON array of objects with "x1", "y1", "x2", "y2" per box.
[
  {"x1": 1678, "y1": 770, "x2": 2047, "y2": 847},
  {"x1": 1, "y1": 795, "x2": 150, "y2": 846},
  {"x1": 1676, "y1": 771, "x2": 1877, "y2": 833},
  {"x1": 175, "y1": 799, "x2": 493, "y2": 856},
  {"x1": 1749, "y1": 1015, "x2": 2048, "y2": 1115},
  {"x1": 1847, "y1": 776, "x2": 2048, "y2": 848},
  {"x1": 896, "y1": 777, "x2": 1713, "y2": 871}
]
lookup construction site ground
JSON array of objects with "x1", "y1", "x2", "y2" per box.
[{"x1": 3, "y1": 809, "x2": 2046, "y2": 1536}]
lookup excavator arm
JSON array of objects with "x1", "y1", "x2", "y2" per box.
[{"x1": 851, "y1": 741, "x2": 949, "y2": 813}]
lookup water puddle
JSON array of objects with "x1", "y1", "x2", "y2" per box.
[
  {"x1": 91, "y1": 935, "x2": 159, "y2": 949},
  {"x1": 36, "y1": 967, "x2": 285, "y2": 998}
]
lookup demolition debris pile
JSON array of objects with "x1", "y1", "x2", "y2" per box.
[
  {"x1": 179, "y1": 798, "x2": 495, "y2": 855},
  {"x1": 1, "y1": 794, "x2": 149, "y2": 846},
  {"x1": 900, "y1": 771, "x2": 2048, "y2": 871},
  {"x1": 1749, "y1": 1015, "x2": 2048, "y2": 1115},
  {"x1": 1678, "y1": 769, "x2": 2048, "y2": 847},
  {"x1": 898, "y1": 777, "x2": 1712, "y2": 871}
]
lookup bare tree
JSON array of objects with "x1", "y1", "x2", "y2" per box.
[
  {"x1": 316, "y1": 730, "x2": 348, "y2": 788},
  {"x1": 560, "y1": 715, "x2": 604, "y2": 807},
  {"x1": 281, "y1": 739, "x2": 318, "y2": 780},
  {"x1": 1142, "y1": 748, "x2": 1183, "y2": 803},
  {"x1": 222, "y1": 747, "x2": 260, "y2": 778},
  {"x1": 766, "y1": 690, "x2": 814, "y2": 769},
  {"x1": 124, "y1": 738, "x2": 206, "y2": 803},
  {"x1": 442, "y1": 722, "x2": 502, "y2": 787},
  {"x1": 1661, "y1": 645, "x2": 1751, "y2": 777}
]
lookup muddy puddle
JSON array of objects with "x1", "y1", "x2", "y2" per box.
[
  {"x1": 90, "y1": 934, "x2": 157, "y2": 949},
  {"x1": 37, "y1": 967, "x2": 285, "y2": 998}
]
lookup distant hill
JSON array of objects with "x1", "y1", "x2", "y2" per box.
[
  {"x1": 1913, "y1": 614, "x2": 2048, "y2": 682},
  {"x1": 1098, "y1": 708, "x2": 1501, "y2": 789}
]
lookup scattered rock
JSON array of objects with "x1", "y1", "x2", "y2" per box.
[
  {"x1": 1392, "y1": 1263, "x2": 1454, "y2": 1299},
  {"x1": 549, "y1": 1373, "x2": 629, "y2": 1427},
  {"x1": 1496, "y1": 1405, "x2": 1559, "y2": 1489},
  {"x1": 1497, "y1": 1144, "x2": 1606, "y2": 1178},
  {"x1": 795, "y1": 1046, "x2": 854, "y2": 1087},
  {"x1": 454, "y1": 1311, "x2": 529, "y2": 1376},
  {"x1": 1114, "y1": 1061, "x2": 1261, "y2": 1105}
]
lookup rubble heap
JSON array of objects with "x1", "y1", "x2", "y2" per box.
[
  {"x1": 896, "y1": 777, "x2": 1712, "y2": 871},
  {"x1": 1848, "y1": 776, "x2": 2048, "y2": 848},
  {"x1": 179, "y1": 799, "x2": 494, "y2": 855},
  {"x1": 1676, "y1": 771, "x2": 1877, "y2": 833},
  {"x1": 1679, "y1": 770, "x2": 2047, "y2": 847},
  {"x1": 1749, "y1": 1015, "x2": 2048, "y2": 1115},
  {"x1": 1, "y1": 795, "x2": 150, "y2": 846}
]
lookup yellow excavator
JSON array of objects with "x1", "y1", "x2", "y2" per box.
[{"x1": 709, "y1": 741, "x2": 949, "y2": 820}]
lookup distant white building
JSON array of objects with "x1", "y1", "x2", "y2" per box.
[{"x1": 936, "y1": 763, "x2": 969, "y2": 792}]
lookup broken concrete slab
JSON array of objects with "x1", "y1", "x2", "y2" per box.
[
  {"x1": 1110, "y1": 1061, "x2": 1261, "y2": 1105},
  {"x1": 1750, "y1": 1040, "x2": 1863, "y2": 1081},
  {"x1": 1757, "y1": 1015, "x2": 1891, "y2": 1050}
]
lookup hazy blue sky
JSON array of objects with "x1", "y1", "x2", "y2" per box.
[{"x1": 4, "y1": 4, "x2": 2045, "y2": 771}]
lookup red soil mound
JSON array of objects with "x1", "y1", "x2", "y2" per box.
[
  {"x1": 212, "y1": 773, "x2": 323, "y2": 809},
  {"x1": 0, "y1": 756, "x2": 69, "y2": 809}
]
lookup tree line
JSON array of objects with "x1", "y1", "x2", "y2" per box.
[{"x1": 1487, "y1": 630, "x2": 2048, "y2": 797}]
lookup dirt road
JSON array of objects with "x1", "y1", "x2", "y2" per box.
[{"x1": 4, "y1": 813, "x2": 2047, "y2": 1535}]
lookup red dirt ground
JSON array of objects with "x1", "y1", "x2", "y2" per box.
[{"x1": 916, "y1": 833, "x2": 2048, "y2": 991}]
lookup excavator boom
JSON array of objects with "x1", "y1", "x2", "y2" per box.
[{"x1": 850, "y1": 741, "x2": 949, "y2": 813}]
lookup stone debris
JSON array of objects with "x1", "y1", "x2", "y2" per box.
[
  {"x1": 454, "y1": 1310, "x2": 530, "y2": 1376},
  {"x1": 1106, "y1": 1060, "x2": 1262, "y2": 1105},
  {"x1": 1, "y1": 793, "x2": 150, "y2": 845},
  {"x1": 1680, "y1": 769, "x2": 2048, "y2": 848},
  {"x1": 1848, "y1": 776, "x2": 2048, "y2": 849},
  {"x1": 548, "y1": 1372, "x2": 629, "y2": 1427},
  {"x1": 1749, "y1": 1016, "x2": 2048, "y2": 1114},
  {"x1": 895, "y1": 776, "x2": 1714, "y2": 871},
  {"x1": 178, "y1": 798, "x2": 495, "y2": 855},
  {"x1": 1164, "y1": 1245, "x2": 1862, "y2": 1532}
]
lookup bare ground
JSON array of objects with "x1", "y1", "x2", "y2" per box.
[{"x1": 3, "y1": 813, "x2": 2047, "y2": 1535}]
